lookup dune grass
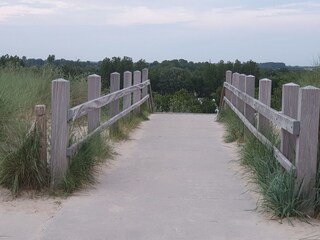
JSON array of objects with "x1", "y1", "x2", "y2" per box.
[
  {"x1": 109, "y1": 107, "x2": 150, "y2": 141},
  {"x1": 218, "y1": 107, "x2": 316, "y2": 218},
  {"x1": 61, "y1": 133, "x2": 114, "y2": 193},
  {"x1": 0, "y1": 66, "x2": 58, "y2": 195},
  {"x1": 0, "y1": 65, "x2": 151, "y2": 196},
  {"x1": 216, "y1": 106, "x2": 244, "y2": 143},
  {"x1": 0, "y1": 66, "x2": 88, "y2": 195}
]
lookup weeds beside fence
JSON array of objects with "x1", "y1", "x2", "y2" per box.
[
  {"x1": 0, "y1": 67, "x2": 153, "y2": 195},
  {"x1": 219, "y1": 70, "x2": 320, "y2": 217}
]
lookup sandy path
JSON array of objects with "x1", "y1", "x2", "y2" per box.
[
  {"x1": 0, "y1": 188, "x2": 63, "y2": 240},
  {"x1": 1, "y1": 113, "x2": 319, "y2": 240}
]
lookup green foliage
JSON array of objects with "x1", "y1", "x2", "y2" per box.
[
  {"x1": 61, "y1": 133, "x2": 113, "y2": 193},
  {"x1": 217, "y1": 107, "x2": 244, "y2": 142},
  {"x1": 0, "y1": 128, "x2": 48, "y2": 195},
  {"x1": 218, "y1": 107, "x2": 312, "y2": 218},
  {"x1": 0, "y1": 54, "x2": 25, "y2": 67},
  {"x1": 109, "y1": 109, "x2": 150, "y2": 141},
  {"x1": 240, "y1": 135, "x2": 307, "y2": 218},
  {"x1": 154, "y1": 89, "x2": 216, "y2": 113},
  {"x1": 99, "y1": 56, "x2": 134, "y2": 90},
  {"x1": 169, "y1": 89, "x2": 202, "y2": 113},
  {"x1": 0, "y1": 65, "x2": 89, "y2": 195}
]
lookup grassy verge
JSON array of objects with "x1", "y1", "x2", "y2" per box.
[
  {"x1": 109, "y1": 108, "x2": 150, "y2": 141},
  {"x1": 61, "y1": 133, "x2": 114, "y2": 193},
  {"x1": 61, "y1": 109, "x2": 150, "y2": 194},
  {"x1": 218, "y1": 107, "x2": 317, "y2": 219},
  {"x1": 0, "y1": 66, "x2": 108, "y2": 196},
  {"x1": 216, "y1": 106, "x2": 244, "y2": 143}
]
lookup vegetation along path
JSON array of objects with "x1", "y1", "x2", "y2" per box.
[{"x1": 14, "y1": 114, "x2": 320, "y2": 239}]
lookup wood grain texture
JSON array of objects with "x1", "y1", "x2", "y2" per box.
[
  {"x1": 133, "y1": 71, "x2": 142, "y2": 112},
  {"x1": 280, "y1": 83, "x2": 299, "y2": 163},
  {"x1": 35, "y1": 105, "x2": 47, "y2": 171},
  {"x1": 224, "y1": 82, "x2": 299, "y2": 135},
  {"x1": 110, "y1": 72, "x2": 120, "y2": 118},
  {"x1": 231, "y1": 73, "x2": 239, "y2": 108},
  {"x1": 295, "y1": 86, "x2": 320, "y2": 207},
  {"x1": 238, "y1": 74, "x2": 246, "y2": 114},
  {"x1": 257, "y1": 79, "x2": 272, "y2": 134},
  {"x1": 224, "y1": 97, "x2": 295, "y2": 173},
  {"x1": 142, "y1": 68, "x2": 148, "y2": 98},
  {"x1": 88, "y1": 74, "x2": 101, "y2": 132},
  {"x1": 51, "y1": 79, "x2": 70, "y2": 188},
  {"x1": 123, "y1": 71, "x2": 132, "y2": 110},
  {"x1": 67, "y1": 95, "x2": 149, "y2": 157},
  {"x1": 244, "y1": 75, "x2": 255, "y2": 125},
  {"x1": 225, "y1": 70, "x2": 232, "y2": 100},
  {"x1": 68, "y1": 81, "x2": 150, "y2": 121}
]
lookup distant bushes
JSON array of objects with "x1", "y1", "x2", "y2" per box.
[{"x1": 154, "y1": 89, "x2": 216, "y2": 113}]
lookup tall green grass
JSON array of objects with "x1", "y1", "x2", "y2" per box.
[
  {"x1": 61, "y1": 133, "x2": 114, "y2": 193},
  {"x1": 216, "y1": 106, "x2": 244, "y2": 143},
  {"x1": 109, "y1": 108, "x2": 150, "y2": 141},
  {"x1": 0, "y1": 66, "x2": 88, "y2": 195},
  {"x1": 0, "y1": 66, "x2": 59, "y2": 194},
  {"x1": 218, "y1": 107, "x2": 314, "y2": 218}
]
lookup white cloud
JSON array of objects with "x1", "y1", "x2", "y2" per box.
[
  {"x1": 0, "y1": 0, "x2": 319, "y2": 29},
  {"x1": 0, "y1": 5, "x2": 54, "y2": 22},
  {"x1": 104, "y1": 6, "x2": 195, "y2": 25}
]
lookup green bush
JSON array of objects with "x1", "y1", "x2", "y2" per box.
[{"x1": 154, "y1": 89, "x2": 216, "y2": 113}]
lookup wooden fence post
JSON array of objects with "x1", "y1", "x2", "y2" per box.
[
  {"x1": 110, "y1": 72, "x2": 120, "y2": 117},
  {"x1": 238, "y1": 74, "x2": 246, "y2": 114},
  {"x1": 51, "y1": 79, "x2": 70, "y2": 188},
  {"x1": 295, "y1": 86, "x2": 320, "y2": 214},
  {"x1": 88, "y1": 74, "x2": 101, "y2": 132},
  {"x1": 35, "y1": 105, "x2": 47, "y2": 172},
  {"x1": 133, "y1": 71, "x2": 142, "y2": 112},
  {"x1": 244, "y1": 75, "x2": 255, "y2": 125},
  {"x1": 280, "y1": 83, "x2": 299, "y2": 162},
  {"x1": 231, "y1": 73, "x2": 239, "y2": 108},
  {"x1": 142, "y1": 68, "x2": 148, "y2": 98},
  {"x1": 257, "y1": 78, "x2": 272, "y2": 134},
  {"x1": 123, "y1": 71, "x2": 132, "y2": 110},
  {"x1": 225, "y1": 70, "x2": 232, "y2": 101}
]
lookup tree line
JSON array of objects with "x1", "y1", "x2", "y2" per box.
[{"x1": 1, "y1": 54, "x2": 313, "y2": 113}]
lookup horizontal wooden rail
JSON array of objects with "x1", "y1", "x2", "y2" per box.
[
  {"x1": 68, "y1": 80, "x2": 150, "y2": 121},
  {"x1": 224, "y1": 97, "x2": 296, "y2": 173},
  {"x1": 67, "y1": 95, "x2": 149, "y2": 157},
  {"x1": 224, "y1": 82, "x2": 300, "y2": 135}
]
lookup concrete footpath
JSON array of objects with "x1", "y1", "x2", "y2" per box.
[{"x1": 12, "y1": 114, "x2": 320, "y2": 239}]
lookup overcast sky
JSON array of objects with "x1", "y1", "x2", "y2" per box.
[{"x1": 0, "y1": 0, "x2": 319, "y2": 65}]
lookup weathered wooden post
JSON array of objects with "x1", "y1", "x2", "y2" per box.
[
  {"x1": 225, "y1": 70, "x2": 232, "y2": 101},
  {"x1": 142, "y1": 68, "x2": 148, "y2": 98},
  {"x1": 280, "y1": 83, "x2": 299, "y2": 162},
  {"x1": 133, "y1": 71, "x2": 142, "y2": 112},
  {"x1": 35, "y1": 105, "x2": 47, "y2": 171},
  {"x1": 231, "y1": 73, "x2": 239, "y2": 109},
  {"x1": 257, "y1": 78, "x2": 272, "y2": 134},
  {"x1": 123, "y1": 71, "x2": 132, "y2": 110},
  {"x1": 88, "y1": 74, "x2": 101, "y2": 132},
  {"x1": 244, "y1": 75, "x2": 255, "y2": 125},
  {"x1": 110, "y1": 72, "x2": 120, "y2": 117},
  {"x1": 238, "y1": 74, "x2": 246, "y2": 114},
  {"x1": 51, "y1": 79, "x2": 70, "y2": 188},
  {"x1": 295, "y1": 86, "x2": 320, "y2": 215}
]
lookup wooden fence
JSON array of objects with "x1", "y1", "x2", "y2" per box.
[
  {"x1": 50, "y1": 69, "x2": 152, "y2": 187},
  {"x1": 221, "y1": 70, "x2": 320, "y2": 213}
]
